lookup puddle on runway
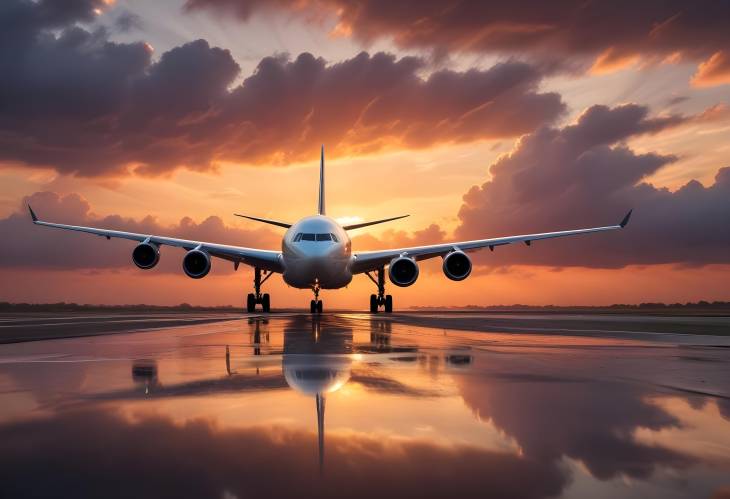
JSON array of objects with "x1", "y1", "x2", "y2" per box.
[{"x1": 0, "y1": 314, "x2": 729, "y2": 498}]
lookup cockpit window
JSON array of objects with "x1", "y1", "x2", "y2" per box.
[{"x1": 293, "y1": 232, "x2": 338, "y2": 242}]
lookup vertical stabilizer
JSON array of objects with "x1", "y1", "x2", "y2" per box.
[
  {"x1": 318, "y1": 145, "x2": 325, "y2": 215},
  {"x1": 316, "y1": 393, "x2": 325, "y2": 474}
]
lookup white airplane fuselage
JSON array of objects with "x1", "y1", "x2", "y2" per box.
[{"x1": 281, "y1": 215, "x2": 353, "y2": 289}]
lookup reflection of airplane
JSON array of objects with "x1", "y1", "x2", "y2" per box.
[
  {"x1": 282, "y1": 318, "x2": 353, "y2": 473},
  {"x1": 28, "y1": 146, "x2": 633, "y2": 313},
  {"x1": 121, "y1": 316, "x2": 464, "y2": 471}
]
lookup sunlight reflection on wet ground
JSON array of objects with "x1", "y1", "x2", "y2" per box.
[{"x1": 0, "y1": 313, "x2": 729, "y2": 498}]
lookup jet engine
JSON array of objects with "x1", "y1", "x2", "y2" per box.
[
  {"x1": 442, "y1": 250, "x2": 472, "y2": 281},
  {"x1": 132, "y1": 242, "x2": 160, "y2": 269},
  {"x1": 182, "y1": 248, "x2": 211, "y2": 279},
  {"x1": 388, "y1": 256, "x2": 419, "y2": 287}
]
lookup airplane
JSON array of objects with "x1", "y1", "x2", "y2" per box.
[{"x1": 28, "y1": 146, "x2": 632, "y2": 314}]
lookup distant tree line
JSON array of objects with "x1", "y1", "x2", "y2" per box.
[
  {"x1": 1, "y1": 301, "x2": 729, "y2": 313},
  {"x1": 414, "y1": 301, "x2": 730, "y2": 314},
  {"x1": 463, "y1": 301, "x2": 730, "y2": 310},
  {"x1": 0, "y1": 302, "x2": 240, "y2": 313}
]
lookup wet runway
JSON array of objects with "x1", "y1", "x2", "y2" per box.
[{"x1": 1, "y1": 313, "x2": 729, "y2": 498}]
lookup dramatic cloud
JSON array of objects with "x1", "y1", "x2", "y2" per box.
[
  {"x1": 455, "y1": 104, "x2": 730, "y2": 268},
  {"x1": 0, "y1": 407, "x2": 569, "y2": 499},
  {"x1": 0, "y1": 0, "x2": 564, "y2": 176},
  {"x1": 186, "y1": 0, "x2": 730, "y2": 84},
  {"x1": 0, "y1": 191, "x2": 279, "y2": 272},
  {"x1": 0, "y1": 0, "x2": 106, "y2": 34}
]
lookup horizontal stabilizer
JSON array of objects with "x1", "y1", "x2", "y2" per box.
[
  {"x1": 343, "y1": 215, "x2": 409, "y2": 231},
  {"x1": 234, "y1": 214, "x2": 291, "y2": 229}
]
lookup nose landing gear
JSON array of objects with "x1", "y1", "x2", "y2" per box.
[
  {"x1": 310, "y1": 284, "x2": 323, "y2": 313},
  {"x1": 247, "y1": 267, "x2": 272, "y2": 313},
  {"x1": 366, "y1": 266, "x2": 393, "y2": 313}
]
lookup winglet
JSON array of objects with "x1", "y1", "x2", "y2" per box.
[
  {"x1": 28, "y1": 204, "x2": 38, "y2": 222},
  {"x1": 619, "y1": 209, "x2": 633, "y2": 228}
]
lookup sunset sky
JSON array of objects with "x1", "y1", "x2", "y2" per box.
[{"x1": 1, "y1": 0, "x2": 729, "y2": 308}]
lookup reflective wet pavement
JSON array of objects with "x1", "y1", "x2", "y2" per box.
[{"x1": 1, "y1": 313, "x2": 729, "y2": 498}]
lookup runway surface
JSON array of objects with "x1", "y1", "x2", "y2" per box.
[{"x1": 0, "y1": 312, "x2": 729, "y2": 498}]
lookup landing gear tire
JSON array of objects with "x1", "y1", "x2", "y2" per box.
[
  {"x1": 384, "y1": 294, "x2": 393, "y2": 313},
  {"x1": 367, "y1": 267, "x2": 394, "y2": 313},
  {"x1": 370, "y1": 294, "x2": 378, "y2": 313},
  {"x1": 248, "y1": 267, "x2": 273, "y2": 314},
  {"x1": 310, "y1": 300, "x2": 323, "y2": 314}
]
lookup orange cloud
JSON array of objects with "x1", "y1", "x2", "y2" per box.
[
  {"x1": 692, "y1": 51, "x2": 730, "y2": 87},
  {"x1": 351, "y1": 224, "x2": 446, "y2": 251},
  {"x1": 589, "y1": 48, "x2": 639, "y2": 75}
]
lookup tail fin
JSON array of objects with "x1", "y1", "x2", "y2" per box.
[{"x1": 318, "y1": 145, "x2": 325, "y2": 215}]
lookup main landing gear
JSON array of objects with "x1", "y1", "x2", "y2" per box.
[
  {"x1": 366, "y1": 266, "x2": 393, "y2": 313},
  {"x1": 310, "y1": 284, "x2": 323, "y2": 314},
  {"x1": 247, "y1": 267, "x2": 272, "y2": 313}
]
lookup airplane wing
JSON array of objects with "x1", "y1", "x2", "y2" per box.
[
  {"x1": 28, "y1": 206, "x2": 284, "y2": 272},
  {"x1": 349, "y1": 210, "x2": 632, "y2": 274}
]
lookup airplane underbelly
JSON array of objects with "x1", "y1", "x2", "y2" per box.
[{"x1": 282, "y1": 255, "x2": 352, "y2": 289}]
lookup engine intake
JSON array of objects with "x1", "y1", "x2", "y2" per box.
[
  {"x1": 132, "y1": 242, "x2": 159, "y2": 269},
  {"x1": 388, "y1": 256, "x2": 419, "y2": 287},
  {"x1": 443, "y1": 250, "x2": 472, "y2": 281},
  {"x1": 182, "y1": 249, "x2": 211, "y2": 279}
]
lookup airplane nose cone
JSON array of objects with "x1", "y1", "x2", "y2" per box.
[
  {"x1": 309, "y1": 244, "x2": 340, "y2": 259},
  {"x1": 308, "y1": 245, "x2": 343, "y2": 276}
]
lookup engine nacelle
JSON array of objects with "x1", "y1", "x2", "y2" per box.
[
  {"x1": 182, "y1": 249, "x2": 211, "y2": 279},
  {"x1": 388, "y1": 256, "x2": 419, "y2": 287},
  {"x1": 132, "y1": 242, "x2": 160, "y2": 269},
  {"x1": 443, "y1": 250, "x2": 472, "y2": 281}
]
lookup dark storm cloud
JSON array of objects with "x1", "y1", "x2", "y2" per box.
[
  {"x1": 0, "y1": 0, "x2": 105, "y2": 37},
  {"x1": 113, "y1": 9, "x2": 144, "y2": 33},
  {"x1": 455, "y1": 104, "x2": 730, "y2": 268},
  {"x1": 219, "y1": 53, "x2": 564, "y2": 165},
  {"x1": 0, "y1": 407, "x2": 569, "y2": 499},
  {"x1": 0, "y1": 0, "x2": 564, "y2": 176},
  {"x1": 186, "y1": 0, "x2": 730, "y2": 82},
  {"x1": 0, "y1": 191, "x2": 279, "y2": 271}
]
